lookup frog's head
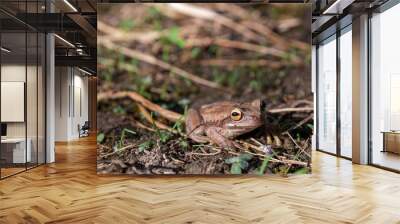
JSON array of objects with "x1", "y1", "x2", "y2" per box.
[{"x1": 222, "y1": 99, "x2": 263, "y2": 137}]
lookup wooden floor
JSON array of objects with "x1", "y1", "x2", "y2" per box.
[
  {"x1": 1, "y1": 136, "x2": 400, "y2": 224},
  {"x1": 373, "y1": 150, "x2": 400, "y2": 171}
]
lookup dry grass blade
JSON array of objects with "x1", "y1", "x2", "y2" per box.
[
  {"x1": 185, "y1": 38, "x2": 286, "y2": 58},
  {"x1": 137, "y1": 104, "x2": 177, "y2": 133},
  {"x1": 97, "y1": 90, "x2": 182, "y2": 122},
  {"x1": 236, "y1": 140, "x2": 308, "y2": 166},
  {"x1": 98, "y1": 38, "x2": 225, "y2": 91},
  {"x1": 100, "y1": 21, "x2": 286, "y2": 59},
  {"x1": 98, "y1": 21, "x2": 162, "y2": 43},
  {"x1": 284, "y1": 132, "x2": 311, "y2": 159},
  {"x1": 161, "y1": 3, "x2": 264, "y2": 43},
  {"x1": 197, "y1": 59, "x2": 285, "y2": 69},
  {"x1": 288, "y1": 113, "x2": 313, "y2": 131},
  {"x1": 101, "y1": 144, "x2": 137, "y2": 158},
  {"x1": 268, "y1": 107, "x2": 313, "y2": 114}
]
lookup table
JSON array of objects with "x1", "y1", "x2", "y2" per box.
[
  {"x1": 382, "y1": 131, "x2": 400, "y2": 154},
  {"x1": 1, "y1": 138, "x2": 31, "y2": 163}
]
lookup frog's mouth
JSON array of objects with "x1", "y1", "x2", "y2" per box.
[{"x1": 226, "y1": 119, "x2": 262, "y2": 130}]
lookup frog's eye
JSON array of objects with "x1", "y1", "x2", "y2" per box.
[{"x1": 231, "y1": 108, "x2": 243, "y2": 121}]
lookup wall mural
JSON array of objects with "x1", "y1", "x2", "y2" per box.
[{"x1": 97, "y1": 3, "x2": 312, "y2": 175}]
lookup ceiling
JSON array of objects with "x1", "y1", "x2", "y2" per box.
[{"x1": 0, "y1": 0, "x2": 97, "y2": 74}]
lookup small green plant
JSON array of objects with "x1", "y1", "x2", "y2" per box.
[
  {"x1": 113, "y1": 105, "x2": 126, "y2": 115},
  {"x1": 97, "y1": 133, "x2": 105, "y2": 143},
  {"x1": 191, "y1": 47, "x2": 201, "y2": 59},
  {"x1": 225, "y1": 154, "x2": 253, "y2": 174},
  {"x1": 179, "y1": 138, "x2": 189, "y2": 150},
  {"x1": 161, "y1": 27, "x2": 185, "y2": 49},
  {"x1": 249, "y1": 80, "x2": 262, "y2": 92},
  {"x1": 162, "y1": 45, "x2": 170, "y2": 62},
  {"x1": 293, "y1": 167, "x2": 310, "y2": 175},
  {"x1": 118, "y1": 19, "x2": 135, "y2": 32},
  {"x1": 138, "y1": 140, "x2": 154, "y2": 152},
  {"x1": 227, "y1": 70, "x2": 240, "y2": 88},
  {"x1": 158, "y1": 130, "x2": 172, "y2": 143},
  {"x1": 256, "y1": 156, "x2": 272, "y2": 175},
  {"x1": 147, "y1": 6, "x2": 162, "y2": 21},
  {"x1": 136, "y1": 76, "x2": 153, "y2": 99},
  {"x1": 115, "y1": 128, "x2": 136, "y2": 150},
  {"x1": 171, "y1": 108, "x2": 187, "y2": 135}
]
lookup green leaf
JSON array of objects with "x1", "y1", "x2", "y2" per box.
[
  {"x1": 118, "y1": 19, "x2": 135, "y2": 32},
  {"x1": 97, "y1": 133, "x2": 105, "y2": 143},
  {"x1": 225, "y1": 156, "x2": 240, "y2": 164},
  {"x1": 191, "y1": 47, "x2": 201, "y2": 59},
  {"x1": 113, "y1": 105, "x2": 126, "y2": 115},
  {"x1": 239, "y1": 153, "x2": 253, "y2": 161},
  {"x1": 230, "y1": 163, "x2": 242, "y2": 174},
  {"x1": 239, "y1": 160, "x2": 249, "y2": 170},
  {"x1": 158, "y1": 131, "x2": 172, "y2": 143},
  {"x1": 179, "y1": 139, "x2": 189, "y2": 149},
  {"x1": 164, "y1": 27, "x2": 185, "y2": 48},
  {"x1": 293, "y1": 167, "x2": 309, "y2": 175},
  {"x1": 138, "y1": 141, "x2": 153, "y2": 152},
  {"x1": 257, "y1": 156, "x2": 271, "y2": 175},
  {"x1": 147, "y1": 6, "x2": 161, "y2": 18},
  {"x1": 123, "y1": 128, "x2": 136, "y2": 135}
]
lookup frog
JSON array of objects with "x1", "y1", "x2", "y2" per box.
[{"x1": 185, "y1": 99, "x2": 263, "y2": 148}]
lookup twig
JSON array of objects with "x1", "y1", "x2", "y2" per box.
[
  {"x1": 98, "y1": 90, "x2": 182, "y2": 122},
  {"x1": 268, "y1": 107, "x2": 313, "y2": 114},
  {"x1": 137, "y1": 104, "x2": 176, "y2": 133},
  {"x1": 185, "y1": 38, "x2": 286, "y2": 58},
  {"x1": 208, "y1": 4, "x2": 308, "y2": 51},
  {"x1": 129, "y1": 118, "x2": 156, "y2": 132},
  {"x1": 290, "y1": 99, "x2": 313, "y2": 108},
  {"x1": 233, "y1": 140, "x2": 307, "y2": 166},
  {"x1": 98, "y1": 38, "x2": 225, "y2": 91},
  {"x1": 197, "y1": 59, "x2": 285, "y2": 69},
  {"x1": 287, "y1": 113, "x2": 313, "y2": 131},
  {"x1": 98, "y1": 21, "x2": 162, "y2": 43},
  {"x1": 101, "y1": 144, "x2": 137, "y2": 158},
  {"x1": 162, "y1": 3, "x2": 264, "y2": 43},
  {"x1": 277, "y1": 18, "x2": 302, "y2": 32},
  {"x1": 242, "y1": 20, "x2": 309, "y2": 51},
  {"x1": 189, "y1": 148, "x2": 221, "y2": 156},
  {"x1": 241, "y1": 147, "x2": 307, "y2": 166},
  {"x1": 283, "y1": 132, "x2": 311, "y2": 159},
  {"x1": 99, "y1": 21, "x2": 284, "y2": 59}
]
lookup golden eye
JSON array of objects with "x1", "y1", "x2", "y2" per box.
[{"x1": 231, "y1": 108, "x2": 242, "y2": 121}]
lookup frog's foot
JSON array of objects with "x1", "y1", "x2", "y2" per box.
[
  {"x1": 188, "y1": 134, "x2": 210, "y2": 144},
  {"x1": 205, "y1": 127, "x2": 240, "y2": 149}
]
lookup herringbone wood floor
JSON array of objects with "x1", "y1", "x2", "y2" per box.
[{"x1": 1, "y1": 136, "x2": 400, "y2": 224}]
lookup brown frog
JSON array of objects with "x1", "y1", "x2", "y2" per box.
[{"x1": 185, "y1": 99, "x2": 263, "y2": 148}]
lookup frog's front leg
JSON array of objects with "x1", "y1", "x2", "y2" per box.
[
  {"x1": 186, "y1": 108, "x2": 210, "y2": 143},
  {"x1": 205, "y1": 127, "x2": 240, "y2": 149}
]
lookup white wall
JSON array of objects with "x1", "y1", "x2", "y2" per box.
[
  {"x1": 55, "y1": 67, "x2": 89, "y2": 141},
  {"x1": 1, "y1": 65, "x2": 28, "y2": 138}
]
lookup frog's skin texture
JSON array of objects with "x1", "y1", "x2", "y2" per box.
[{"x1": 185, "y1": 99, "x2": 262, "y2": 148}]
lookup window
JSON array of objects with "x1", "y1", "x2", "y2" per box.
[
  {"x1": 317, "y1": 35, "x2": 337, "y2": 154},
  {"x1": 339, "y1": 26, "x2": 352, "y2": 158},
  {"x1": 0, "y1": 1, "x2": 47, "y2": 179},
  {"x1": 370, "y1": 3, "x2": 400, "y2": 171}
]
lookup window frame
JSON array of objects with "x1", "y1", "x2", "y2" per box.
[{"x1": 315, "y1": 19, "x2": 353, "y2": 161}]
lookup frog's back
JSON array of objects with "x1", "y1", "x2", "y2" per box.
[{"x1": 199, "y1": 101, "x2": 237, "y2": 124}]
